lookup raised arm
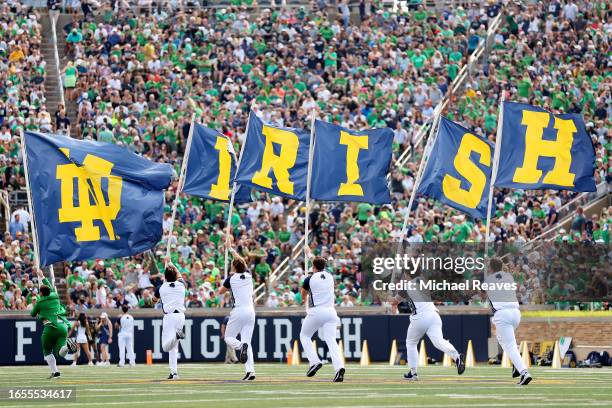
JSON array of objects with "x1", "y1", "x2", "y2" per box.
[
  {"x1": 35, "y1": 268, "x2": 55, "y2": 292},
  {"x1": 228, "y1": 246, "x2": 245, "y2": 265}
]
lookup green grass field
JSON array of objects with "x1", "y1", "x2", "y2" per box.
[{"x1": 1, "y1": 363, "x2": 611, "y2": 408}]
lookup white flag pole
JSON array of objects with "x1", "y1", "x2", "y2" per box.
[
  {"x1": 484, "y1": 94, "x2": 506, "y2": 258},
  {"x1": 398, "y1": 108, "x2": 442, "y2": 244},
  {"x1": 224, "y1": 107, "x2": 252, "y2": 279},
  {"x1": 19, "y1": 130, "x2": 42, "y2": 280},
  {"x1": 165, "y1": 112, "x2": 197, "y2": 262},
  {"x1": 304, "y1": 109, "x2": 316, "y2": 272}
]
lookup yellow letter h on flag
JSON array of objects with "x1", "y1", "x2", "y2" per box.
[{"x1": 513, "y1": 110, "x2": 576, "y2": 187}]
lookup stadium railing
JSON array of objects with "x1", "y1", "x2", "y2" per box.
[
  {"x1": 50, "y1": 11, "x2": 66, "y2": 108},
  {"x1": 0, "y1": 190, "x2": 10, "y2": 232},
  {"x1": 394, "y1": 11, "x2": 503, "y2": 171},
  {"x1": 527, "y1": 182, "x2": 610, "y2": 243}
]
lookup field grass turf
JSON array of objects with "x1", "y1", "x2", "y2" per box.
[{"x1": 0, "y1": 363, "x2": 611, "y2": 408}]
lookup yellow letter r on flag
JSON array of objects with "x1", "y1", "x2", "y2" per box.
[
  {"x1": 338, "y1": 131, "x2": 368, "y2": 196},
  {"x1": 252, "y1": 125, "x2": 299, "y2": 195},
  {"x1": 513, "y1": 110, "x2": 576, "y2": 187}
]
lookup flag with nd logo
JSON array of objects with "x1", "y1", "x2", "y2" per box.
[
  {"x1": 182, "y1": 124, "x2": 251, "y2": 203},
  {"x1": 310, "y1": 120, "x2": 393, "y2": 204},
  {"x1": 235, "y1": 112, "x2": 310, "y2": 200},
  {"x1": 417, "y1": 117, "x2": 493, "y2": 219},
  {"x1": 495, "y1": 102, "x2": 596, "y2": 192},
  {"x1": 24, "y1": 132, "x2": 174, "y2": 266}
]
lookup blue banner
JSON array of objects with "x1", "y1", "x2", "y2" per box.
[
  {"x1": 417, "y1": 118, "x2": 493, "y2": 219},
  {"x1": 234, "y1": 112, "x2": 310, "y2": 201},
  {"x1": 311, "y1": 120, "x2": 393, "y2": 204},
  {"x1": 182, "y1": 124, "x2": 251, "y2": 204},
  {"x1": 495, "y1": 101, "x2": 596, "y2": 192},
  {"x1": 2, "y1": 314, "x2": 490, "y2": 365},
  {"x1": 24, "y1": 132, "x2": 173, "y2": 266}
]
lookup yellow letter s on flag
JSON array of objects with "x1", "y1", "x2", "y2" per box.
[{"x1": 442, "y1": 133, "x2": 491, "y2": 209}]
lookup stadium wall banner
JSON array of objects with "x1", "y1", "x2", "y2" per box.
[{"x1": 2, "y1": 314, "x2": 489, "y2": 365}]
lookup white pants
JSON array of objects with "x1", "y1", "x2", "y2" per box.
[
  {"x1": 492, "y1": 308, "x2": 526, "y2": 373},
  {"x1": 300, "y1": 307, "x2": 344, "y2": 372},
  {"x1": 118, "y1": 333, "x2": 135, "y2": 366},
  {"x1": 406, "y1": 311, "x2": 459, "y2": 370},
  {"x1": 162, "y1": 312, "x2": 185, "y2": 375},
  {"x1": 224, "y1": 307, "x2": 255, "y2": 373}
]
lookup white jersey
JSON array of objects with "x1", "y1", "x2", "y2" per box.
[
  {"x1": 223, "y1": 272, "x2": 254, "y2": 309},
  {"x1": 119, "y1": 314, "x2": 134, "y2": 337},
  {"x1": 485, "y1": 271, "x2": 519, "y2": 312},
  {"x1": 399, "y1": 277, "x2": 438, "y2": 318},
  {"x1": 155, "y1": 279, "x2": 186, "y2": 314},
  {"x1": 304, "y1": 271, "x2": 335, "y2": 308}
]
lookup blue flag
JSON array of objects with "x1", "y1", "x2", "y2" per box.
[
  {"x1": 417, "y1": 118, "x2": 493, "y2": 219},
  {"x1": 495, "y1": 101, "x2": 596, "y2": 192},
  {"x1": 234, "y1": 112, "x2": 310, "y2": 200},
  {"x1": 311, "y1": 120, "x2": 393, "y2": 204},
  {"x1": 182, "y1": 124, "x2": 251, "y2": 204},
  {"x1": 24, "y1": 132, "x2": 173, "y2": 266}
]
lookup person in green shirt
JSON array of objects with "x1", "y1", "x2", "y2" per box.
[
  {"x1": 357, "y1": 203, "x2": 372, "y2": 225},
  {"x1": 30, "y1": 268, "x2": 77, "y2": 379},
  {"x1": 254, "y1": 258, "x2": 271, "y2": 282}
]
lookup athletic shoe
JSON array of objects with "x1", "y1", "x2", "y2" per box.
[
  {"x1": 48, "y1": 372, "x2": 61, "y2": 379},
  {"x1": 511, "y1": 365, "x2": 520, "y2": 378},
  {"x1": 130, "y1": 363, "x2": 136, "y2": 367},
  {"x1": 242, "y1": 372, "x2": 256, "y2": 381},
  {"x1": 167, "y1": 373, "x2": 179, "y2": 380},
  {"x1": 456, "y1": 353, "x2": 466, "y2": 375},
  {"x1": 518, "y1": 372, "x2": 532, "y2": 385},
  {"x1": 96, "y1": 361, "x2": 103, "y2": 366},
  {"x1": 306, "y1": 362, "x2": 323, "y2": 377},
  {"x1": 176, "y1": 328, "x2": 185, "y2": 340},
  {"x1": 403, "y1": 371, "x2": 418, "y2": 381},
  {"x1": 67, "y1": 338, "x2": 77, "y2": 353},
  {"x1": 239, "y1": 343, "x2": 249, "y2": 363},
  {"x1": 87, "y1": 362, "x2": 94, "y2": 366},
  {"x1": 70, "y1": 362, "x2": 77, "y2": 367},
  {"x1": 118, "y1": 364, "x2": 124, "y2": 368},
  {"x1": 332, "y1": 368, "x2": 345, "y2": 382}
]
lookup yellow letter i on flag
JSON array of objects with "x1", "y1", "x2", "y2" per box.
[{"x1": 338, "y1": 131, "x2": 368, "y2": 196}]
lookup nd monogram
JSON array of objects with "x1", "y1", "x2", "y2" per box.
[{"x1": 56, "y1": 148, "x2": 122, "y2": 242}]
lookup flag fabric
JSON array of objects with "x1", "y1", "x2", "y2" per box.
[
  {"x1": 495, "y1": 101, "x2": 596, "y2": 192},
  {"x1": 417, "y1": 117, "x2": 494, "y2": 219},
  {"x1": 234, "y1": 112, "x2": 310, "y2": 200},
  {"x1": 182, "y1": 124, "x2": 251, "y2": 204},
  {"x1": 24, "y1": 131, "x2": 173, "y2": 266},
  {"x1": 310, "y1": 120, "x2": 393, "y2": 204}
]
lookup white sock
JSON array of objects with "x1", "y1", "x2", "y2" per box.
[
  {"x1": 59, "y1": 346, "x2": 69, "y2": 357},
  {"x1": 410, "y1": 368, "x2": 417, "y2": 375},
  {"x1": 45, "y1": 354, "x2": 58, "y2": 373},
  {"x1": 169, "y1": 349, "x2": 178, "y2": 375}
]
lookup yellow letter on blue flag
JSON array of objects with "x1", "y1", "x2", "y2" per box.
[
  {"x1": 417, "y1": 118, "x2": 493, "y2": 219},
  {"x1": 234, "y1": 112, "x2": 310, "y2": 200},
  {"x1": 495, "y1": 101, "x2": 596, "y2": 192},
  {"x1": 24, "y1": 131, "x2": 174, "y2": 266},
  {"x1": 311, "y1": 120, "x2": 393, "y2": 204},
  {"x1": 182, "y1": 124, "x2": 251, "y2": 204}
]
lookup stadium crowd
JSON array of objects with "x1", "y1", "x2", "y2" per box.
[{"x1": 0, "y1": 1, "x2": 609, "y2": 312}]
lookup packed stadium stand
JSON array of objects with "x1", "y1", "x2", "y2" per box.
[{"x1": 0, "y1": 0, "x2": 609, "y2": 313}]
